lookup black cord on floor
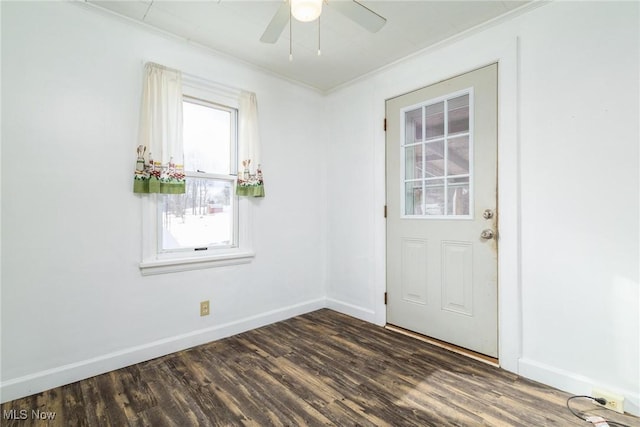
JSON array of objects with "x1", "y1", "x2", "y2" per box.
[
  {"x1": 567, "y1": 395, "x2": 598, "y2": 421},
  {"x1": 566, "y1": 395, "x2": 631, "y2": 427}
]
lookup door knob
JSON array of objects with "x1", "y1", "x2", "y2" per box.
[{"x1": 480, "y1": 229, "x2": 495, "y2": 240}]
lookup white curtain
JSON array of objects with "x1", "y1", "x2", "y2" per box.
[
  {"x1": 133, "y1": 62, "x2": 185, "y2": 194},
  {"x1": 237, "y1": 91, "x2": 264, "y2": 197}
]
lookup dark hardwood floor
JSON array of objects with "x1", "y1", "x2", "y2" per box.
[{"x1": 2, "y1": 309, "x2": 637, "y2": 426}]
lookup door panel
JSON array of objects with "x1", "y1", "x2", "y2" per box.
[
  {"x1": 441, "y1": 240, "x2": 473, "y2": 316},
  {"x1": 386, "y1": 64, "x2": 498, "y2": 358},
  {"x1": 401, "y1": 238, "x2": 429, "y2": 305}
]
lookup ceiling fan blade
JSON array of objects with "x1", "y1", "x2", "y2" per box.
[
  {"x1": 260, "y1": 2, "x2": 291, "y2": 43},
  {"x1": 330, "y1": 0, "x2": 386, "y2": 33}
]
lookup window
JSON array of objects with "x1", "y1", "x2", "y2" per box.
[
  {"x1": 402, "y1": 89, "x2": 473, "y2": 218},
  {"x1": 160, "y1": 98, "x2": 237, "y2": 253},
  {"x1": 140, "y1": 80, "x2": 254, "y2": 275}
]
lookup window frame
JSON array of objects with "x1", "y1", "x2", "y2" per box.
[
  {"x1": 158, "y1": 97, "x2": 238, "y2": 254},
  {"x1": 139, "y1": 77, "x2": 254, "y2": 275}
]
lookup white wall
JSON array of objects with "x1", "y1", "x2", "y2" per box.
[
  {"x1": 516, "y1": 1, "x2": 639, "y2": 410},
  {"x1": 325, "y1": 0, "x2": 639, "y2": 415},
  {"x1": 1, "y1": 1, "x2": 327, "y2": 401}
]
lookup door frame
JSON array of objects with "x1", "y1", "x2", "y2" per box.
[{"x1": 373, "y1": 38, "x2": 521, "y2": 373}]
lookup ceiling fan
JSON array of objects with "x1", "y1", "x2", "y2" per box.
[{"x1": 260, "y1": 0, "x2": 387, "y2": 44}]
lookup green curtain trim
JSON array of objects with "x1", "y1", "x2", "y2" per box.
[
  {"x1": 236, "y1": 184, "x2": 265, "y2": 197},
  {"x1": 133, "y1": 177, "x2": 185, "y2": 194}
]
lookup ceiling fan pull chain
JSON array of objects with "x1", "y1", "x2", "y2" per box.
[
  {"x1": 317, "y1": 16, "x2": 321, "y2": 56},
  {"x1": 289, "y1": 4, "x2": 293, "y2": 61}
]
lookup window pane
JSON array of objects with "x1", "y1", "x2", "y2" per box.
[
  {"x1": 447, "y1": 136, "x2": 469, "y2": 176},
  {"x1": 161, "y1": 178, "x2": 233, "y2": 250},
  {"x1": 183, "y1": 101, "x2": 231, "y2": 174},
  {"x1": 424, "y1": 141, "x2": 444, "y2": 178},
  {"x1": 447, "y1": 177, "x2": 470, "y2": 216},
  {"x1": 405, "y1": 108, "x2": 423, "y2": 144},
  {"x1": 448, "y1": 94, "x2": 469, "y2": 135},
  {"x1": 425, "y1": 102, "x2": 444, "y2": 140},
  {"x1": 405, "y1": 181, "x2": 422, "y2": 215},
  {"x1": 425, "y1": 182, "x2": 445, "y2": 215},
  {"x1": 405, "y1": 144, "x2": 423, "y2": 180}
]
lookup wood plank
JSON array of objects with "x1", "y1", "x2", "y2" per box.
[{"x1": 2, "y1": 309, "x2": 638, "y2": 427}]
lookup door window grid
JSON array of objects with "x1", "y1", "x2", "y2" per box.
[{"x1": 401, "y1": 89, "x2": 473, "y2": 218}]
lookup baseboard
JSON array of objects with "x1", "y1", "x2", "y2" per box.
[
  {"x1": 519, "y1": 357, "x2": 639, "y2": 417},
  {"x1": 0, "y1": 298, "x2": 326, "y2": 404},
  {"x1": 325, "y1": 298, "x2": 376, "y2": 323}
]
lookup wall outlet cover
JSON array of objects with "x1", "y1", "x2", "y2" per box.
[
  {"x1": 200, "y1": 300, "x2": 210, "y2": 317},
  {"x1": 592, "y1": 388, "x2": 625, "y2": 414}
]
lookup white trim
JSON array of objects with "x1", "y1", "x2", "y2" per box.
[
  {"x1": 139, "y1": 250, "x2": 255, "y2": 276},
  {"x1": 182, "y1": 72, "x2": 243, "y2": 104},
  {"x1": 519, "y1": 358, "x2": 640, "y2": 416},
  {"x1": 0, "y1": 298, "x2": 326, "y2": 404},
  {"x1": 495, "y1": 37, "x2": 522, "y2": 375},
  {"x1": 326, "y1": 298, "x2": 376, "y2": 324}
]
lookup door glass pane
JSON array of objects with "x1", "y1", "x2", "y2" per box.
[
  {"x1": 448, "y1": 94, "x2": 469, "y2": 135},
  {"x1": 425, "y1": 102, "x2": 444, "y2": 140},
  {"x1": 447, "y1": 177, "x2": 470, "y2": 215},
  {"x1": 404, "y1": 108, "x2": 422, "y2": 144},
  {"x1": 405, "y1": 144, "x2": 423, "y2": 180},
  {"x1": 447, "y1": 136, "x2": 469, "y2": 176},
  {"x1": 425, "y1": 180, "x2": 444, "y2": 215},
  {"x1": 405, "y1": 181, "x2": 423, "y2": 215},
  {"x1": 424, "y1": 141, "x2": 444, "y2": 178}
]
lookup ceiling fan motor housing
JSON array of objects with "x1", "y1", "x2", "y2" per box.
[{"x1": 291, "y1": 0, "x2": 323, "y2": 22}]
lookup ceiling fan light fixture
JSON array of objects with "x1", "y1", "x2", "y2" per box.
[{"x1": 290, "y1": 0, "x2": 322, "y2": 22}]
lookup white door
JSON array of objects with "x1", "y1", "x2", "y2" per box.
[{"x1": 386, "y1": 64, "x2": 498, "y2": 358}]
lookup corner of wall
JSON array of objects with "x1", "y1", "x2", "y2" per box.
[{"x1": 325, "y1": 298, "x2": 376, "y2": 324}]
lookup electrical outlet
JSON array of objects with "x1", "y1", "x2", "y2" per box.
[
  {"x1": 592, "y1": 388, "x2": 624, "y2": 414},
  {"x1": 200, "y1": 300, "x2": 210, "y2": 317}
]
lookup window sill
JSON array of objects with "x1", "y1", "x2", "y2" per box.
[{"x1": 139, "y1": 250, "x2": 255, "y2": 276}]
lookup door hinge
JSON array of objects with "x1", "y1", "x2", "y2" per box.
[
  {"x1": 384, "y1": 205, "x2": 387, "y2": 218},
  {"x1": 383, "y1": 118, "x2": 387, "y2": 132},
  {"x1": 384, "y1": 292, "x2": 388, "y2": 305}
]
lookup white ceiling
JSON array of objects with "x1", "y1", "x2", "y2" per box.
[{"x1": 87, "y1": 0, "x2": 531, "y2": 92}]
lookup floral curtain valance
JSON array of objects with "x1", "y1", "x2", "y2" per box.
[
  {"x1": 236, "y1": 91, "x2": 265, "y2": 197},
  {"x1": 133, "y1": 63, "x2": 185, "y2": 194}
]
